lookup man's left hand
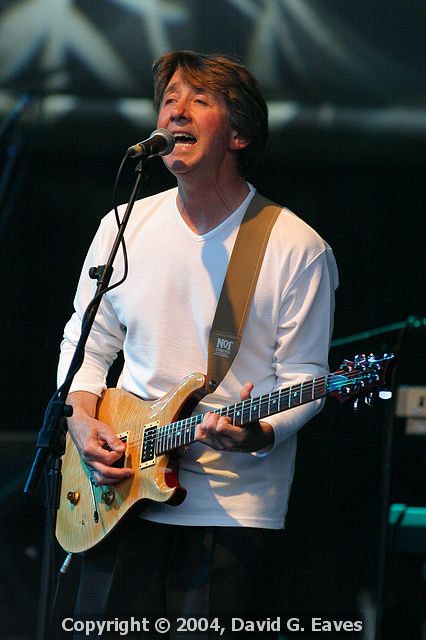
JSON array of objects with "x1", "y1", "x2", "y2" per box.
[{"x1": 195, "y1": 382, "x2": 274, "y2": 452}]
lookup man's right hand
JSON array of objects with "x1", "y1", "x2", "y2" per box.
[{"x1": 66, "y1": 391, "x2": 134, "y2": 485}]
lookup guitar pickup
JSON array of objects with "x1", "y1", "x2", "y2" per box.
[
  {"x1": 140, "y1": 422, "x2": 158, "y2": 469},
  {"x1": 102, "y1": 431, "x2": 129, "y2": 469}
]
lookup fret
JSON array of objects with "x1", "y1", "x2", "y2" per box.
[
  {"x1": 284, "y1": 389, "x2": 289, "y2": 411},
  {"x1": 245, "y1": 398, "x2": 252, "y2": 422},
  {"x1": 276, "y1": 389, "x2": 281, "y2": 412},
  {"x1": 177, "y1": 421, "x2": 183, "y2": 447},
  {"x1": 283, "y1": 388, "x2": 288, "y2": 410},
  {"x1": 303, "y1": 381, "x2": 311, "y2": 404},
  {"x1": 299, "y1": 382, "x2": 303, "y2": 405},
  {"x1": 245, "y1": 399, "x2": 251, "y2": 423},
  {"x1": 195, "y1": 415, "x2": 201, "y2": 438},
  {"x1": 185, "y1": 418, "x2": 193, "y2": 446},
  {"x1": 184, "y1": 418, "x2": 192, "y2": 445},
  {"x1": 294, "y1": 387, "x2": 300, "y2": 405},
  {"x1": 166, "y1": 424, "x2": 171, "y2": 451},
  {"x1": 258, "y1": 394, "x2": 266, "y2": 420},
  {"x1": 241, "y1": 399, "x2": 246, "y2": 423},
  {"x1": 157, "y1": 425, "x2": 165, "y2": 454},
  {"x1": 252, "y1": 400, "x2": 256, "y2": 420},
  {"x1": 193, "y1": 415, "x2": 202, "y2": 440},
  {"x1": 157, "y1": 426, "x2": 163, "y2": 454},
  {"x1": 275, "y1": 389, "x2": 282, "y2": 412}
]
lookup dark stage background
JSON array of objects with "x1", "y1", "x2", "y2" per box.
[{"x1": 0, "y1": 1, "x2": 425, "y2": 639}]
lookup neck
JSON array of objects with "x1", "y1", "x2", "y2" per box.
[
  {"x1": 176, "y1": 177, "x2": 250, "y2": 235},
  {"x1": 155, "y1": 373, "x2": 333, "y2": 455}
]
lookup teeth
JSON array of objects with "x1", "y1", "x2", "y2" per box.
[{"x1": 174, "y1": 133, "x2": 196, "y2": 142}]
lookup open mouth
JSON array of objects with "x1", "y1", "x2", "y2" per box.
[{"x1": 173, "y1": 132, "x2": 197, "y2": 146}]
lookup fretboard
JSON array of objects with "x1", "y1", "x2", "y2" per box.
[{"x1": 154, "y1": 370, "x2": 352, "y2": 455}]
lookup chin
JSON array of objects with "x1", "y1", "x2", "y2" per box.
[{"x1": 165, "y1": 158, "x2": 192, "y2": 174}]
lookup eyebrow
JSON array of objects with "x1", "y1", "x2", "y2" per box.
[{"x1": 163, "y1": 82, "x2": 209, "y2": 97}]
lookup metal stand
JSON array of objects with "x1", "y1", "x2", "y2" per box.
[
  {"x1": 24, "y1": 158, "x2": 148, "y2": 640},
  {"x1": 330, "y1": 317, "x2": 426, "y2": 640}
]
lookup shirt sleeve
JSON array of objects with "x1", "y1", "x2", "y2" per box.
[
  {"x1": 57, "y1": 220, "x2": 126, "y2": 396},
  {"x1": 264, "y1": 245, "x2": 338, "y2": 449}
]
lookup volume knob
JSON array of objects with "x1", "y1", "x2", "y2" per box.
[{"x1": 66, "y1": 491, "x2": 80, "y2": 505}]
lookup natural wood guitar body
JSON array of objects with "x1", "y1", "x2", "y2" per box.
[{"x1": 56, "y1": 372, "x2": 206, "y2": 553}]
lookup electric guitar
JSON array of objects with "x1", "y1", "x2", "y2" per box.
[{"x1": 56, "y1": 353, "x2": 394, "y2": 553}]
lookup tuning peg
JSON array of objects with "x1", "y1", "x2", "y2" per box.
[
  {"x1": 353, "y1": 398, "x2": 359, "y2": 411},
  {"x1": 379, "y1": 390, "x2": 392, "y2": 400},
  {"x1": 364, "y1": 392, "x2": 374, "y2": 406}
]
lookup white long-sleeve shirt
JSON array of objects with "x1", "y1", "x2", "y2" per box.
[{"x1": 58, "y1": 185, "x2": 338, "y2": 529}]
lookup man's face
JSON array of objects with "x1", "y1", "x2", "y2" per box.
[{"x1": 156, "y1": 69, "x2": 237, "y2": 177}]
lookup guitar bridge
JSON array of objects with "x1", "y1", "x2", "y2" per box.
[{"x1": 140, "y1": 422, "x2": 158, "y2": 469}]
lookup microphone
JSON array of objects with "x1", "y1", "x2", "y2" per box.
[{"x1": 127, "y1": 128, "x2": 175, "y2": 158}]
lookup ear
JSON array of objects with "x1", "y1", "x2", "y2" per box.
[{"x1": 229, "y1": 129, "x2": 250, "y2": 151}]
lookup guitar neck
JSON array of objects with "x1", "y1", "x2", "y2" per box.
[{"x1": 155, "y1": 372, "x2": 339, "y2": 455}]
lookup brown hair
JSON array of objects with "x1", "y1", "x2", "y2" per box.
[{"x1": 152, "y1": 51, "x2": 268, "y2": 176}]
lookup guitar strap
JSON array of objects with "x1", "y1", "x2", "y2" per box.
[{"x1": 206, "y1": 192, "x2": 282, "y2": 391}]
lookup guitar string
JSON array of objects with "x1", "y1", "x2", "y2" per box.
[
  {"x1": 120, "y1": 369, "x2": 378, "y2": 454},
  {"x1": 152, "y1": 369, "x2": 375, "y2": 444},
  {"x1": 134, "y1": 370, "x2": 375, "y2": 452}
]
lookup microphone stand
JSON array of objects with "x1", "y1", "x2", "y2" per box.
[
  {"x1": 330, "y1": 317, "x2": 426, "y2": 640},
  {"x1": 330, "y1": 315, "x2": 425, "y2": 348},
  {"x1": 24, "y1": 157, "x2": 148, "y2": 640}
]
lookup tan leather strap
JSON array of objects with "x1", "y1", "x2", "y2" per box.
[{"x1": 207, "y1": 192, "x2": 282, "y2": 391}]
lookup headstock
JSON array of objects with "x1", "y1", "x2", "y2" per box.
[{"x1": 329, "y1": 353, "x2": 395, "y2": 408}]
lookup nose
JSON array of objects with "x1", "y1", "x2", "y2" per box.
[{"x1": 170, "y1": 97, "x2": 190, "y2": 122}]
